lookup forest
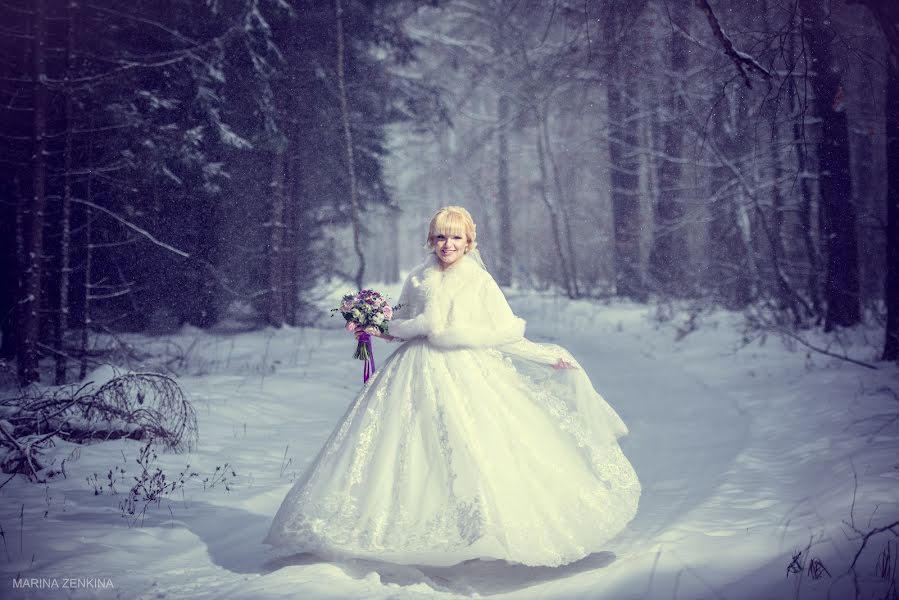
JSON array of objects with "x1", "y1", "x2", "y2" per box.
[
  {"x1": 0, "y1": 0, "x2": 896, "y2": 385},
  {"x1": 0, "y1": 2, "x2": 898, "y2": 599}
]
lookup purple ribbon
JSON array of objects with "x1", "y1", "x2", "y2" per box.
[{"x1": 358, "y1": 333, "x2": 376, "y2": 383}]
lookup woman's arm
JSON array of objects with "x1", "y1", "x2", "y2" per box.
[{"x1": 384, "y1": 267, "x2": 431, "y2": 341}]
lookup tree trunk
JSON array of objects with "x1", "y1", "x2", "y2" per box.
[
  {"x1": 0, "y1": 176, "x2": 19, "y2": 361},
  {"x1": 283, "y1": 153, "x2": 300, "y2": 327},
  {"x1": 79, "y1": 192, "x2": 92, "y2": 381},
  {"x1": 18, "y1": 0, "x2": 48, "y2": 385},
  {"x1": 800, "y1": 0, "x2": 861, "y2": 330},
  {"x1": 55, "y1": 121, "x2": 72, "y2": 384},
  {"x1": 496, "y1": 94, "x2": 512, "y2": 286},
  {"x1": 55, "y1": 0, "x2": 76, "y2": 384},
  {"x1": 190, "y1": 203, "x2": 219, "y2": 328},
  {"x1": 268, "y1": 150, "x2": 287, "y2": 326},
  {"x1": 707, "y1": 99, "x2": 752, "y2": 309},
  {"x1": 884, "y1": 59, "x2": 899, "y2": 361},
  {"x1": 334, "y1": 0, "x2": 364, "y2": 291},
  {"x1": 761, "y1": 117, "x2": 810, "y2": 323},
  {"x1": 648, "y1": 15, "x2": 690, "y2": 296},
  {"x1": 386, "y1": 205, "x2": 400, "y2": 284},
  {"x1": 788, "y1": 29, "x2": 822, "y2": 319},
  {"x1": 846, "y1": 0, "x2": 899, "y2": 359},
  {"x1": 768, "y1": 98, "x2": 792, "y2": 313},
  {"x1": 605, "y1": 14, "x2": 645, "y2": 300},
  {"x1": 541, "y1": 112, "x2": 580, "y2": 298},
  {"x1": 535, "y1": 120, "x2": 576, "y2": 299},
  {"x1": 750, "y1": 0, "x2": 798, "y2": 322}
]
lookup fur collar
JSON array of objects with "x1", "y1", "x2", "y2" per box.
[
  {"x1": 419, "y1": 252, "x2": 483, "y2": 292},
  {"x1": 390, "y1": 251, "x2": 524, "y2": 347}
]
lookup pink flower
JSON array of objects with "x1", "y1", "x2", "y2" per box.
[
  {"x1": 383, "y1": 305, "x2": 393, "y2": 319},
  {"x1": 364, "y1": 326, "x2": 379, "y2": 335},
  {"x1": 345, "y1": 322, "x2": 357, "y2": 332}
]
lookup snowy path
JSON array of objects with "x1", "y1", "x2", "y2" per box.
[{"x1": 1, "y1": 298, "x2": 896, "y2": 599}]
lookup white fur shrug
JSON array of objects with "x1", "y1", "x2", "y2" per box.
[{"x1": 389, "y1": 253, "x2": 526, "y2": 348}]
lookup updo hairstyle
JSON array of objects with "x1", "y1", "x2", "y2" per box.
[{"x1": 426, "y1": 206, "x2": 478, "y2": 253}]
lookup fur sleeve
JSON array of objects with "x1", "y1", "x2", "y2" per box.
[
  {"x1": 387, "y1": 266, "x2": 432, "y2": 340},
  {"x1": 389, "y1": 314, "x2": 432, "y2": 340}
]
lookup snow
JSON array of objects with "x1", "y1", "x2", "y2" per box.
[{"x1": 1, "y1": 288, "x2": 897, "y2": 599}]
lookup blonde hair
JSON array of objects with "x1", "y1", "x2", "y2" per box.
[{"x1": 426, "y1": 206, "x2": 478, "y2": 252}]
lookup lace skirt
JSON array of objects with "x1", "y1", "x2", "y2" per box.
[{"x1": 264, "y1": 338, "x2": 641, "y2": 567}]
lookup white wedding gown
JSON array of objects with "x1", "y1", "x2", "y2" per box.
[{"x1": 264, "y1": 253, "x2": 641, "y2": 567}]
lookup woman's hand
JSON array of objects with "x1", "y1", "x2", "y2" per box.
[{"x1": 355, "y1": 329, "x2": 397, "y2": 342}]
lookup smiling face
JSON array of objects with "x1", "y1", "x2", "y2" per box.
[
  {"x1": 433, "y1": 232, "x2": 467, "y2": 268},
  {"x1": 427, "y1": 207, "x2": 477, "y2": 270}
]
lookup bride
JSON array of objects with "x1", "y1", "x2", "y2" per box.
[{"x1": 264, "y1": 206, "x2": 641, "y2": 567}]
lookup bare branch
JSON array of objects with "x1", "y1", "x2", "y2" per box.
[
  {"x1": 69, "y1": 198, "x2": 190, "y2": 258},
  {"x1": 81, "y1": 3, "x2": 199, "y2": 48},
  {"x1": 694, "y1": 0, "x2": 772, "y2": 88}
]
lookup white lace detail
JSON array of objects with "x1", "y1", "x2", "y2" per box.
[{"x1": 265, "y1": 339, "x2": 641, "y2": 567}]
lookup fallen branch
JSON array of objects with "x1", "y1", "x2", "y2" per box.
[
  {"x1": 772, "y1": 327, "x2": 878, "y2": 370},
  {"x1": 0, "y1": 373, "x2": 197, "y2": 481}
]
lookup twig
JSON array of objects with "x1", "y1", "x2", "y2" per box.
[
  {"x1": 279, "y1": 444, "x2": 291, "y2": 479},
  {"x1": 0, "y1": 473, "x2": 16, "y2": 491},
  {"x1": 848, "y1": 520, "x2": 899, "y2": 573},
  {"x1": 0, "y1": 520, "x2": 9, "y2": 561}
]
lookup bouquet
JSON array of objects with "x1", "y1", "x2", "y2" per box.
[{"x1": 333, "y1": 289, "x2": 396, "y2": 383}]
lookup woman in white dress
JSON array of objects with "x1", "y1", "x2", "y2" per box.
[{"x1": 264, "y1": 206, "x2": 641, "y2": 567}]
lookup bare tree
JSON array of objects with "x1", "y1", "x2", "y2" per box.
[
  {"x1": 492, "y1": 4, "x2": 514, "y2": 286},
  {"x1": 845, "y1": 0, "x2": 899, "y2": 360},
  {"x1": 268, "y1": 148, "x2": 287, "y2": 326},
  {"x1": 706, "y1": 86, "x2": 753, "y2": 309},
  {"x1": 55, "y1": 0, "x2": 77, "y2": 384},
  {"x1": 648, "y1": 7, "x2": 691, "y2": 296},
  {"x1": 335, "y1": 0, "x2": 365, "y2": 291},
  {"x1": 540, "y1": 107, "x2": 580, "y2": 298},
  {"x1": 283, "y1": 151, "x2": 302, "y2": 327},
  {"x1": 496, "y1": 92, "x2": 513, "y2": 286},
  {"x1": 605, "y1": 6, "x2": 648, "y2": 300},
  {"x1": 535, "y1": 105, "x2": 577, "y2": 299},
  {"x1": 886, "y1": 59, "x2": 899, "y2": 361},
  {"x1": 799, "y1": 0, "x2": 861, "y2": 330},
  {"x1": 17, "y1": 0, "x2": 48, "y2": 385},
  {"x1": 787, "y1": 25, "x2": 823, "y2": 320}
]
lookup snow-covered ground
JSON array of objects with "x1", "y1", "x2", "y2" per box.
[{"x1": 1, "y1": 287, "x2": 897, "y2": 599}]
